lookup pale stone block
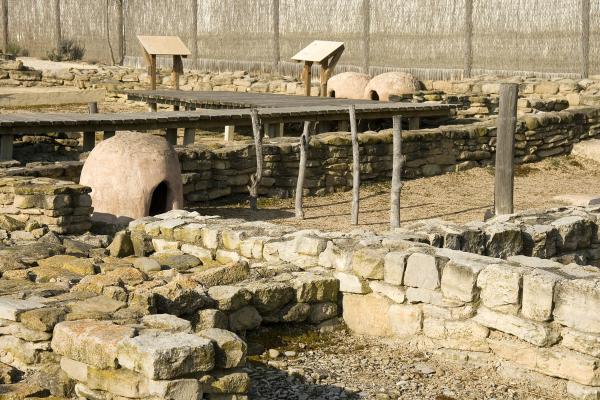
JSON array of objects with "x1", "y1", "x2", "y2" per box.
[
  {"x1": 422, "y1": 304, "x2": 476, "y2": 321},
  {"x1": 383, "y1": 252, "x2": 408, "y2": 285},
  {"x1": 404, "y1": 253, "x2": 445, "y2": 290},
  {"x1": 141, "y1": 314, "x2": 192, "y2": 333},
  {"x1": 554, "y1": 279, "x2": 600, "y2": 334},
  {"x1": 222, "y1": 230, "x2": 247, "y2": 251},
  {"x1": 388, "y1": 304, "x2": 423, "y2": 336},
  {"x1": 117, "y1": 332, "x2": 215, "y2": 379},
  {"x1": 318, "y1": 241, "x2": 353, "y2": 271},
  {"x1": 0, "y1": 296, "x2": 45, "y2": 321},
  {"x1": 202, "y1": 227, "x2": 221, "y2": 249},
  {"x1": 60, "y1": 356, "x2": 88, "y2": 382},
  {"x1": 291, "y1": 273, "x2": 338, "y2": 303},
  {"x1": 567, "y1": 381, "x2": 600, "y2": 400},
  {"x1": 343, "y1": 293, "x2": 393, "y2": 337},
  {"x1": 333, "y1": 272, "x2": 371, "y2": 294},
  {"x1": 369, "y1": 281, "x2": 406, "y2": 303},
  {"x1": 197, "y1": 328, "x2": 246, "y2": 368},
  {"x1": 474, "y1": 307, "x2": 558, "y2": 347},
  {"x1": 181, "y1": 243, "x2": 213, "y2": 263},
  {"x1": 477, "y1": 263, "x2": 523, "y2": 314},
  {"x1": 441, "y1": 258, "x2": 487, "y2": 302},
  {"x1": 521, "y1": 269, "x2": 562, "y2": 321},
  {"x1": 352, "y1": 248, "x2": 386, "y2": 279},
  {"x1": 152, "y1": 238, "x2": 180, "y2": 252},
  {"x1": 562, "y1": 327, "x2": 600, "y2": 358},
  {"x1": 293, "y1": 234, "x2": 328, "y2": 256}
]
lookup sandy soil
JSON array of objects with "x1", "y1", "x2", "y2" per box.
[{"x1": 195, "y1": 155, "x2": 600, "y2": 233}]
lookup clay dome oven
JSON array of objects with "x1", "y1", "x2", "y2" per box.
[{"x1": 80, "y1": 131, "x2": 183, "y2": 224}]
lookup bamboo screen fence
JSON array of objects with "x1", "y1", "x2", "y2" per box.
[{"x1": 1, "y1": 0, "x2": 597, "y2": 80}]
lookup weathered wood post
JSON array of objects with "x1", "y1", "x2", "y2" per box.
[
  {"x1": 165, "y1": 128, "x2": 177, "y2": 145},
  {"x1": 272, "y1": 0, "x2": 280, "y2": 71},
  {"x1": 581, "y1": 0, "x2": 590, "y2": 79},
  {"x1": 494, "y1": 83, "x2": 518, "y2": 215},
  {"x1": 463, "y1": 0, "x2": 473, "y2": 78},
  {"x1": 116, "y1": 0, "x2": 124, "y2": 65},
  {"x1": 191, "y1": 0, "x2": 198, "y2": 69},
  {"x1": 83, "y1": 102, "x2": 98, "y2": 151},
  {"x1": 303, "y1": 62, "x2": 313, "y2": 97},
  {"x1": 350, "y1": 105, "x2": 360, "y2": 225},
  {"x1": 361, "y1": 0, "x2": 370, "y2": 74},
  {"x1": 295, "y1": 120, "x2": 316, "y2": 219},
  {"x1": 183, "y1": 105, "x2": 196, "y2": 145},
  {"x1": 390, "y1": 114, "x2": 404, "y2": 229},
  {"x1": 0, "y1": 134, "x2": 13, "y2": 161},
  {"x1": 248, "y1": 109, "x2": 264, "y2": 210},
  {"x1": 54, "y1": 0, "x2": 62, "y2": 49},
  {"x1": 1, "y1": 0, "x2": 8, "y2": 54}
]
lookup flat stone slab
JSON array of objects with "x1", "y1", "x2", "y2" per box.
[
  {"x1": 553, "y1": 194, "x2": 600, "y2": 207},
  {"x1": 0, "y1": 296, "x2": 46, "y2": 321},
  {"x1": 0, "y1": 87, "x2": 105, "y2": 107}
]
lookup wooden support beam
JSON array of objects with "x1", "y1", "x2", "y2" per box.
[
  {"x1": 295, "y1": 121, "x2": 316, "y2": 219},
  {"x1": 172, "y1": 55, "x2": 183, "y2": 90},
  {"x1": 191, "y1": 0, "x2": 198, "y2": 69},
  {"x1": 116, "y1": 0, "x2": 124, "y2": 65},
  {"x1": 150, "y1": 54, "x2": 157, "y2": 90},
  {"x1": 224, "y1": 125, "x2": 235, "y2": 142},
  {"x1": 390, "y1": 115, "x2": 404, "y2": 229},
  {"x1": 319, "y1": 58, "x2": 329, "y2": 98},
  {"x1": 361, "y1": 0, "x2": 370, "y2": 74},
  {"x1": 2, "y1": 0, "x2": 8, "y2": 53},
  {"x1": 183, "y1": 105, "x2": 196, "y2": 145},
  {"x1": 83, "y1": 101, "x2": 98, "y2": 151},
  {"x1": 0, "y1": 134, "x2": 13, "y2": 161},
  {"x1": 494, "y1": 83, "x2": 518, "y2": 216},
  {"x1": 54, "y1": 0, "x2": 62, "y2": 49},
  {"x1": 303, "y1": 61, "x2": 313, "y2": 97},
  {"x1": 165, "y1": 128, "x2": 178, "y2": 145},
  {"x1": 248, "y1": 109, "x2": 263, "y2": 210},
  {"x1": 464, "y1": 0, "x2": 473, "y2": 78},
  {"x1": 408, "y1": 117, "x2": 420, "y2": 130},
  {"x1": 581, "y1": 0, "x2": 590, "y2": 79},
  {"x1": 272, "y1": 0, "x2": 280, "y2": 71},
  {"x1": 350, "y1": 105, "x2": 360, "y2": 225}
]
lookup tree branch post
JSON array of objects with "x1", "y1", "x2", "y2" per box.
[
  {"x1": 350, "y1": 105, "x2": 360, "y2": 225},
  {"x1": 248, "y1": 109, "x2": 264, "y2": 210},
  {"x1": 295, "y1": 120, "x2": 317, "y2": 219},
  {"x1": 390, "y1": 114, "x2": 404, "y2": 229}
]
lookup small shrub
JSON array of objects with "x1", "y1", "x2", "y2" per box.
[
  {"x1": 5, "y1": 42, "x2": 28, "y2": 56},
  {"x1": 47, "y1": 39, "x2": 86, "y2": 61}
]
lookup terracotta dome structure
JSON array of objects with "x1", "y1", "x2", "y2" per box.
[
  {"x1": 363, "y1": 72, "x2": 421, "y2": 101},
  {"x1": 80, "y1": 131, "x2": 184, "y2": 224},
  {"x1": 327, "y1": 72, "x2": 371, "y2": 99}
]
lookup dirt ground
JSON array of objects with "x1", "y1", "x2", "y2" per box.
[{"x1": 196, "y1": 155, "x2": 600, "y2": 233}]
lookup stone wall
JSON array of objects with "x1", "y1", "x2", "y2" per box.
[
  {"x1": 177, "y1": 106, "x2": 600, "y2": 202},
  {"x1": 132, "y1": 208, "x2": 600, "y2": 399},
  {"x1": 0, "y1": 176, "x2": 92, "y2": 235}
]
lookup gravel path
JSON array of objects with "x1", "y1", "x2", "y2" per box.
[{"x1": 245, "y1": 326, "x2": 564, "y2": 400}]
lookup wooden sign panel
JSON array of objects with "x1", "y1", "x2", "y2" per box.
[
  {"x1": 137, "y1": 35, "x2": 191, "y2": 57},
  {"x1": 291, "y1": 40, "x2": 345, "y2": 63}
]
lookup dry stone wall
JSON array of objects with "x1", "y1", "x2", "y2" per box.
[{"x1": 131, "y1": 208, "x2": 600, "y2": 399}]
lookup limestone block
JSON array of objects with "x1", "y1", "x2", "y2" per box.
[
  {"x1": 244, "y1": 281, "x2": 294, "y2": 313},
  {"x1": 343, "y1": 293, "x2": 393, "y2": 337},
  {"x1": 422, "y1": 304, "x2": 476, "y2": 321},
  {"x1": 152, "y1": 238, "x2": 181, "y2": 252},
  {"x1": 483, "y1": 222, "x2": 523, "y2": 258},
  {"x1": 440, "y1": 257, "x2": 487, "y2": 302},
  {"x1": 200, "y1": 370, "x2": 251, "y2": 395},
  {"x1": 142, "y1": 314, "x2": 192, "y2": 333},
  {"x1": 228, "y1": 306, "x2": 262, "y2": 331},
  {"x1": 383, "y1": 252, "x2": 408, "y2": 285},
  {"x1": 108, "y1": 231, "x2": 134, "y2": 257},
  {"x1": 239, "y1": 237, "x2": 266, "y2": 259},
  {"x1": 476, "y1": 263, "x2": 523, "y2": 314},
  {"x1": 562, "y1": 328, "x2": 600, "y2": 358},
  {"x1": 85, "y1": 365, "x2": 144, "y2": 398},
  {"x1": 222, "y1": 230, "x2": 247, "y2": 251},
  {"x1": 567, "y1": 381, "x2": 600, "y2": 400},
  {"x1": 552, "y1": 216, "x2": 594, "y2": 251},
  {"x1": 60, "y1": 357, "x2": 88, "y2": 382},
  {"x1": 198, "y1": 328, "x2": 246, "y2": 368},
  {"x1": 152, "y1": 281, "x2": 206, "y2": 316},
  {"x1": 318, "y1": 240, "x2": 353, "y2": 271},
  {"x1": 0, "y1": 296, "x2": 46, "y2": 321},
  {"x1": 181, "y1": 243, "x2": 214, "y2": 263},
  {"x1": 117, "y1": 332, "x2": 215, "y2": 379},
  {"x1": 173, "y1": 223, "x2": 204, "y2": 244},
  {"x1": 196, "y1": 309, "x2": 229, "y2": 331},
  {"x1": 423, "y1": 318, "x2": 489, "y2": 341},
  {"x1": 333, "y1": 271, "x2": 371, "y2": 294},
  {"x1": 308, "y1": 302, "x2": 338, "y2": 324},
  {"x1": 51, "y1": 320, "x2": 136, "y2": 368},
  {"x1": 19, "y1": 306, "x2": 65, "y2": 332},
  {"x1": 0, "y1": 322, "x2": 52, "y2": 342},
  {"x1": 474, "y1": 307, "x2": 558, "y2": 346},
  {"x1": 521, "y1": 268, "x2": 562, "y2": 322},
  {"x1": 291, "y1": 273, "x2": 339, "y2": 303},
  {"x1": 404, "y1": 252, "x2": 446, "y2": 290},
  {"x1": 554, "y1": 279, "x2": 600, "y2": 334},
  {"x1": 521, "y1": 224, "x2": 559, "y2": 258},
  {"x1": 145, "y1": 378, "x2": 201, "y2": 400},
  {"x1": 389, "y1": 304, "x2": 423, "y2": 336},
  {"x1": 133, "y1": 257, "x2": 162, "y2": 273},
  {"x1": 208, "y1": 286, "x2": 252, "y2": 312},
  {"x1": 369, "y1": 281, "x2": 406, "y2": 303},
  {"x1": 293, "y1": 233, "x2": 328, "y2": 256},
  {"x1": 352, "y1": 248, "x2": 386, "y2": 279}
]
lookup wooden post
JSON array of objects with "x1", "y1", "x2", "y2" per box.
[
  {"x1": 390, "y1": 115, "x2": 404, "y2": 229},
  {"x1": 166, "y1": 128, "x2": 177, "y2": 145},
  {"x1": 183, "y1": 105, "x2": 196, "y2": 145},
  {"x1": 54, "y1": 0, "x2": 62, "y2": 49},
  {"x1": 494, "y1": 83, "x2": 518, "y2": 215},
  {"x1": 1, "y1": 0, "x2": 8, "y2": 53},
  {"x1": 463, "y1": 0, "x2": 473, "y2": 78},
  {"x1": 350, "y1": 105, "x2": 360, "y2": 225},
  {"x1": 191, "y1": 0, "x2": 198, "y2": 69},
  {"x1": 361, "y1": 0, "x2": 370, "y2": 74},
  {"x1": 172, "y1": 55, "x2": 183, "y2": 90},
  {"x1": 0, "y1": 134, "x2": 13, "y2": 161},
  {"x1": 295, "y1": 121, "x2": 316, "y2": 219},
  {"x1": 83, "y1": 102, "x2": 98, "y2": 151},
  {"x1": 408, "y1": 117, "x2": 420, "y2": 130},
  {"x1": 224, "y1": 125, "x2": 235, "y2": 141},
  {"x1": 581, "y1": 0, "x2": 590, "y2": 79},
  {"x1": 272, "y1": 0, "x2": 280, "y2": 71},
  {"x1": 150, "y1": 54, "x2": 157, "y2": 90},
  {"x1": 248, "y1": 109, "x2": 263, "y2": 210},
  {"x1": 116, "y1": 0, "x2": 124, "y2": 65},
  {"x1": 319, "y1": 58, "x2": 329, "y2": 97},
  {"x1": 303, "y1": 62, "x2": 313, "y2": 97}
]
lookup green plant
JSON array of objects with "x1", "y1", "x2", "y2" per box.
[
  {"x1": 5, "y1": 42, "x2": 28, "y2": 56},
  {"x1": 47, "y1": 39, "x2": 86, "y2": 61}
]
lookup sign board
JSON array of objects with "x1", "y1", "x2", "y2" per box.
[
  {"x1": 137, "y1": 35, "x2": 191, "y2": 57},
  {"x1": 291, "y1": 40, "x2": 345, "y2": 63}
]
